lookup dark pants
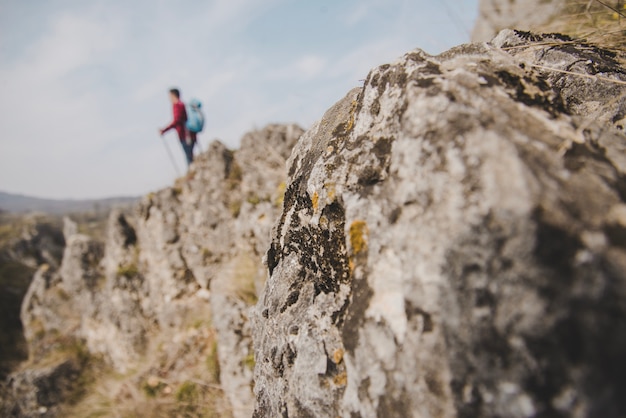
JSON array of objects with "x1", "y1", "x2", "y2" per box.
[{"x1": 180, "y1": 131, "x2": 197, "y2": 166}]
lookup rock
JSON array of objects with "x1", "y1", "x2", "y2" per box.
[
  {"x1": 6, "y1": 217, "x2": 65, "y2": 270},
  {"x1": 7, "y1": 358, "x2": 82, "y2": 418},
  {"x1": 11, "y1": 124, "x2": 303, "y2": 416},
  {"x1": 606, "y1": 204, "x2": 626, "y2": 247},
  {"x1": 253, "y1": 31, "x2": 626, "y2": 417},
  {"x1": 0, "y1": 216, "x2": 65, "y2": 379},
  {"x1": 62, "y1": 217, "x2": 78, "y2": 240}
]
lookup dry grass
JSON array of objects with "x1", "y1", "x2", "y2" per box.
[
  {"x1": 61, "y1": 304, "x2": 232, "y2": 418},
  {"x1": 542, "y1": 0, "x2": 626, "y2": 52},
  {"x1": 215, "y1": 252, "x2": 259, "y2": 306}
]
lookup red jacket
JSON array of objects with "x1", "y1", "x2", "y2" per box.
[{"x1": 162, "y1": 101, "x2": 188, "y2": 140}]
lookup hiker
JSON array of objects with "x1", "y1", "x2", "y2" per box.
[{"x1": 159, "y1": 88, "x2": 194, "y2": 165}]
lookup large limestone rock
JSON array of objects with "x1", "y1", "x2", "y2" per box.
[{"x1": 253, "y1": 30, "x2": 626, "y2": 417}]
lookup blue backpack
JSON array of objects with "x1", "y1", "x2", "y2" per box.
[{"x1": 186, "y1": 99, "x2": 205, "y2": 133}]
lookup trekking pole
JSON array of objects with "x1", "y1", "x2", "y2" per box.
[{"x1": 160, "y1": 135, "x2": 181, "y2": 177}]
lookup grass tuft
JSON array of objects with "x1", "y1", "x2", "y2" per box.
[{"x1": 541, "y1": 0, "x2": 626, "y2": 53}]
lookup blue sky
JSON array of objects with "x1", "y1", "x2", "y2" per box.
[{"x1": 0, "y1": 0, "x2": 477, "y2": 199}]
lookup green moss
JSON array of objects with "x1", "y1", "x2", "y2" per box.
[
  {"x1": 206, "y1": 340, "x2": 220, "y2": 383},
  {"x1": 246, "y1": 194, "x2": 261, "y2": 205},
  {"x1": 117, "y1": 263, "x2": 139, "y2": 279},
  {"x1": 175, "y1": 381, "x2": 199, "y2": 404},
  {"x1": 227, "y1": 160, "x2": 243, "y2": 190},
  {"x1": 142, "y1": 380, "x2": 165, "y2": 398},
  {"x1": 274, "y1": 182, "x2": 287, "y2": 207},
  {"x1": 229, "y1": 200, "x2": 242, "y2": 218},
  {"x1": 242, "y1": 353, "x2": 255, "y2": 371},
  {"x1": 202, "y1": 248, "x2": 212, "y2": 262}
]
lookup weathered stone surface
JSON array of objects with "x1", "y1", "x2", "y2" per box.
[
  {"x1": 0, "y1": 216, "x2": 65, "y2": 379},
  {"x1": 6, "y1": 358, "x2": 83, "y2": 418},
  {"x1": 253, "y1": 30, "x2": 626, "y2": 417}
]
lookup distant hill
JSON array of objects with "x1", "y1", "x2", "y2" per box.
[{"x1": 0, "y1": 191, "x2": 138, "y2": 214}]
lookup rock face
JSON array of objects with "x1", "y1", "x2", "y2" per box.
[
  {"x1": 472, "y1": 0, "x2": 565, "y2": 41},
  {"x1": 253, "y1": 30, "x2": 626, "y2": 417},
  {"x1": 0, "y1": 217, "x2": 65, "y2": 379},
  {"x1": 5, "y1": 124, "x2": 302, "y2": 417}
]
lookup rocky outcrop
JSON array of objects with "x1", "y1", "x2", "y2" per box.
[
  {"x1": 7, "y1": 22, "x2": 626, "y2": 418},
  {"x1": 0, "y1": 216, "x2": 65, "y2": 379},
  {"x1": 6, "y1": 124, "x2": 303, "y2": 417},
  {"x1": 253, "y1": 30, "x2": 626, "y2": 417}
]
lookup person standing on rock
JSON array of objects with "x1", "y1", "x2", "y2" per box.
[{"x1": 159, "y1": 88, "x2": 195, "y2": 166}]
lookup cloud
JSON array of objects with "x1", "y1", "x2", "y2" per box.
[
  {"x1": 293, "y1": 55, "x2": 328, "y2": 80},
  {"x1": 267, "y1": 54, "x2": 328, "y2": 81},
  {"x1": 0, "y1": 8, "x2": 128, "y2": 180}
]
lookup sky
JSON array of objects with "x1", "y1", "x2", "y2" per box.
[{"x1": 0, "y1": 0, "x2": 478, "y2": 199}]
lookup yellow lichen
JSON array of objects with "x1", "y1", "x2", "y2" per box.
[
  {"x1": 274, "y1": 182, "x2": 287, "y2": 207},
  {"x1": 348, "y1": 259, "x2": 355, "y2": 274},
  {"x1": 349, "y1": 220, "x2": 369, "y2": 255},
  {"x1": 325, "y1": 183, "x2": 336, "y2": 203},
  {"x1": 345, "y1": 99, "x2": 358, "y2": 132},
  {"x1": 333, "y1": 348, "x2": 344, "y2": 364},
  {"x1": 333, "y1": 371, "x2": 348, "y2": 386},
  {"x1": 311, "y1": 191, "x2": 319, "y2": 212},
  {"x1": 242, "y1": 353, "x2": 255, "y2": 371}
]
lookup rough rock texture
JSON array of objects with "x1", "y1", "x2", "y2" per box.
[
  {"x1": 473, "y1": 0, "x2": 566, "y2": 41},
  {"x1": 0, "y1": 217, "x2": 65, "y2": 379},
  {"x1": 5, "y1": 124, "x2": 302, "y2": 417},
  {"x1": 253, "y1": 30, "x2": 626, "y2": 418}
]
